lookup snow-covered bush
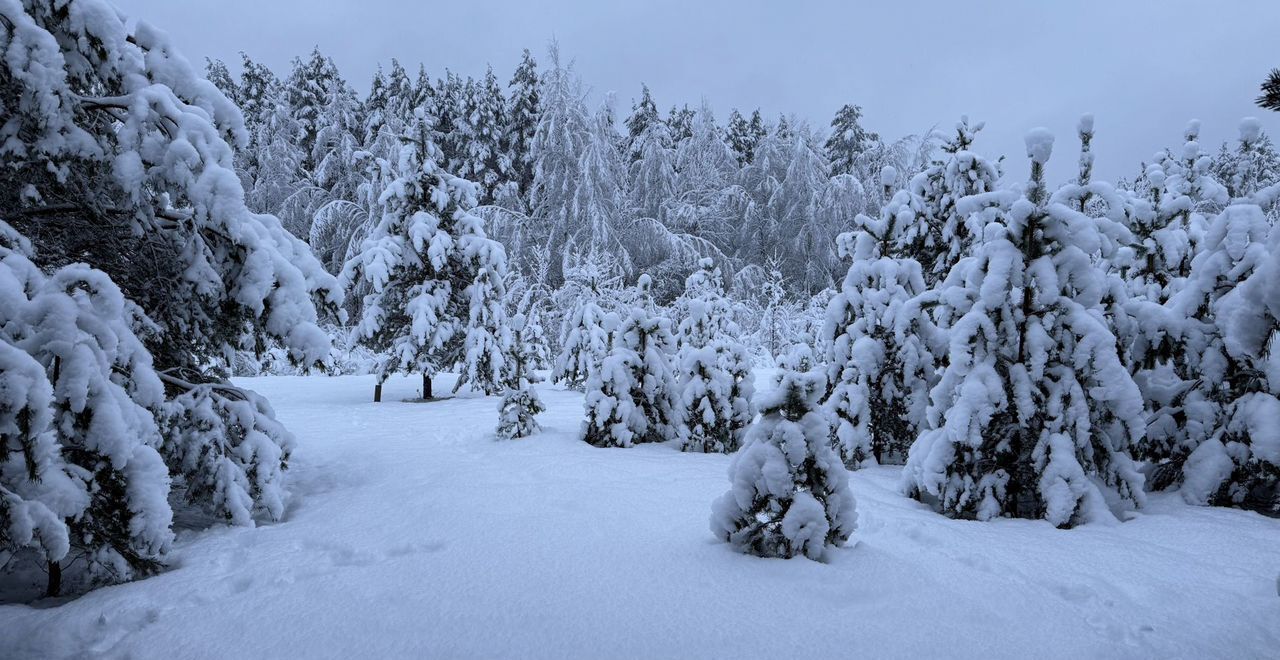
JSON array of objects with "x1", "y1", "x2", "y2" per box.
[{"x1": 711, "y1": 370, "x2": 856, "y2": 560}]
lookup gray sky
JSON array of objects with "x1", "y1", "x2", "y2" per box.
[{"x1": 116, "y1": 0, "x2": 1280, "y2": 182}]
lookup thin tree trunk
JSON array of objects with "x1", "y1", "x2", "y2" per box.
[
  {"x1": 423, "y1": 373, "x2": 432, "y2": 400},
  {"x1": 46, "y1": 560, "x2": 61, "y2": 598},
  {"x1": 374, "y1": 382, "x2": 382, "y2": 403}
]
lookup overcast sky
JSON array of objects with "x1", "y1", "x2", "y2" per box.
[{"x1": 116, "y1": 0, "x2": 1279, "y2": 182}]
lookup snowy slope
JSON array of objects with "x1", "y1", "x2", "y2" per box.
[{"x1": 2, "y1": 373, "x2": 1278, "y2": 659}]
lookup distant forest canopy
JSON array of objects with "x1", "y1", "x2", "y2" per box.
[{"x1": 204, "y1": 42, "x2": 1280, "y2": 306}]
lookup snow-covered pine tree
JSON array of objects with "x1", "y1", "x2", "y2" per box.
[
  {"x1": 2, "y1": 1, "x2": 342, "y2": 591},
  {"x1": 1125, "y1": 124, "x2": 1231, "y2": 483},
  {"x1": 626, "y1": 84, "x2": 662, "y2": 161},
  {"x1": 237, "y1": 53, "x2": 282, "y2": 140},
  {"x1": 283, "y1": 47, "x2": 343, "y2": 176},
  {"x1": 1165, "y1": 200, "x2": 1280, "y2": 512},
  {"x1": 0, "y1": 229, "x2": 86, "y2": 594},
  {"x1": 667, "y1": 104, "x2": 695, "y2": 144},
  {"x1": 673, "y1": 259, "x2": 754, "y2": 452},
  {"x1": 0, "y1": 337, "x2": 77, "y2": 585},
  {"x1": 507, "y1": 49, "x2": 541, "y2": 204},
  {"x1": 551, "y1": 263, "x2": 614, "y2": 390},
  {"x1": 674, "y1": 259, "x2": 737, "y2": 351},
  {"x1": 892, "y1": 117, "x2": 1001, "y2": 285},
  {"x1": 678, "y1": 346, "x2": 737, "y2": 453},
  {"x1": 0, "y1": 230, "x2": 172, "y2": 592},
  {"x1": 342, "y1": 106, "x2": 508, "y2": 400},
  {"x1": 824, "y1": 103, "x2": 879, "y2": 177},
  {"x1": 710, "y1": 370, "x2": 856, "y2": 560},
  {"x1": 580, "y1": 288, "x2": 683, "y2": 447},
  {"x1": 725, "y1": 108, "x2": 761, "y2": 166},
  {"x1": 496, "y1": 312, "x2": 546, "y2": 440},
  {"x1": 1210, "y1": 118, "x2": 1280, "y2": 201},
  {"x1": 820, "y1": 208, "x2": 935, "y2": 468},
  {"x1": 901, "y1": 129, "x2": 1146, "y2": 527},
  {"x1": 205, "y1": 58, "x2": 241, "y2": 109},
  {"x1": 434, "y1": 71, "x2": 466, "y2": 173}
]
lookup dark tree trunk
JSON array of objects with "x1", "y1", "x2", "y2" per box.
[
  {"x1": 423, "y1": 373, "x2": 433, "y2": 400},
  {"x1": 374, "y1": 382, "x2": 382, "y2": 403},
  {"x1": 46, "y1": 560, "x2": 61, "y2": 598}
]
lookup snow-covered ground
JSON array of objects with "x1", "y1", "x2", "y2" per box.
[{"x1": 3, "y1": 373, "x2": 1278, "y2": 659}]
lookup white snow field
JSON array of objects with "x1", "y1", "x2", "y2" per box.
[{"x1": 3, "y1": 373, "x2": 1278, "y2": 659}]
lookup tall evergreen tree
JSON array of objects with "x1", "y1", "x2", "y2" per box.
[
  {"x1": 283, "y1": 47, "x2": 343, "y2": 174},
  {"x1": 821, "y1": 210, "x2": 936, "y2": 468},
  {"x1": 507, "y1": 49, "x2": 541, "y2": 204},
  {"x1": 341, "y1": 109, "x2": 507, "y2": 399},
  {"x1": 725, "y1": 108, "x2": 760, "y2": 166},
  {"x1": 626, "y1": 84, "x2": 662, "y2": 160},
  {"x1": 824, "y1": 103, "x2": 879, "y2": 176}
]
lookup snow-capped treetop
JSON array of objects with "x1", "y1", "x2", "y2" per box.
[
  {"x1": 1240, "y1": 117, "x2": 1263, "y2": 145},
  {"x1": 1025, "y1": 128, "x2": 1055, "y2": 165},
  {"x1": 880, "y1": 165, "x2": 898, "y2": 190},
  {"x1": 1077, "y1": 113, "x2": 1095, "y2": 136}
]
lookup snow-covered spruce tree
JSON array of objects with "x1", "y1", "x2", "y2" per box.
[
  {"x1": 343, "y1": 107, "x2": 509, "y2": 400},
  {"x1": 901, "y1": 129, "x2": 1146, "y2": 527},
  {"x1": 1163, "y1": 201, "x2": 1280, "y2": 512},
  {"x1": 820, "y1": 211, "x2": 935, "y2": 468},
  {"x1": 506, "y1": 49, "x2": 541, "y2": 204},
  {"x1": 674, "y1": 258, "x2": 737, "y2": 350},
  {"x1": 579, "y1": 312, "x2": 638, "y2": 447},
  {"x1": 1210, "y1": 118, "x2": 1280, "y2": 201},
  {"x1": 711, "y1": 370, "x2": 856, "y2": 560},
  {"x1": 678, "y1": 347, "x2": 738, "y2": 453},
  {"x1": 679, "y1": 339, "x2": 756, "y2": 454},
  {"x1": 454, "y1": 255, "x2": 512, "y2": 396},
  {"x1": 551, "y1": 262, "x2": 614, "y2": 390},
  {"x1": 496, "y1": 312, "x2": 546, "y2": 440},
  {"x1": 2, "y1": 1, "x2": 341, "y2": 580},
  {"x1": 625, "y1": 84, "x2": 662, "y2": 161},
  {"x1": 892, "y1": 117, "x2": 1001, "y2": 285},
  {"x1": 674, "y1": 259, "x2": 754, "y2": 452},
  {"x1": 824, "y1": 103, "x2": 879, "y2": 177},
  {"x1": 583, "y1": 298, "x2": 680, "y2": 447}
]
